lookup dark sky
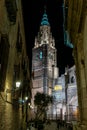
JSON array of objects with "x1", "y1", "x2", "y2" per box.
[{"x1": 22, "y1": 0, "x2": 74, "y2": 75}]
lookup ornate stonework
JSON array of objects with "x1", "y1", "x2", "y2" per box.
[{"x1": 32, "y1": 10, "x2": 58, "y2": 108}]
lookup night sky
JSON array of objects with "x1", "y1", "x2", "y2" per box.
[{"x1": 22, "y1": 0, "x2": 74, "y2": 75}]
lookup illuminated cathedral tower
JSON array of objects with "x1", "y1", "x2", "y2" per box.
[{"x1": 32, "y1": 10, "x2": 58, "y2": 105}]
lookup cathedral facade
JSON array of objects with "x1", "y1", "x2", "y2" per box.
[{"x1": 31, "y1": 9, "x2": 78, "y2": 121}]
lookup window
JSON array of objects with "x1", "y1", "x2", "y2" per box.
[
  {"x1": 5, "y1": 0, "x2": 17, "y2": 24},
  {"x1": 71, "y1": 76, "x2": 75, "y2": 83}
]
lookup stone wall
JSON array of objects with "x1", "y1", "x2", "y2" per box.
[
  {"x1": 65, "y1": 0, "x2": 87, "y2": 129},
  {"x1": 0, "y1": 93, "x2": 23, "y2": 130},
  {"x1": 0, "y1": 0, "x2": 30, "y2": 130}
]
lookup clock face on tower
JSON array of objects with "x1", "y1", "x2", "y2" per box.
[
  {"x1": 35, "y1": 51, "x2": 43, "y2": 61},
  {"x1": 39, "y1": 51, "x2": 43, "y2": 59}
]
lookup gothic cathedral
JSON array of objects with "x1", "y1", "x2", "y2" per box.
[{"x1": 32, "y1": 10, "x2": 59, "y2": 106}]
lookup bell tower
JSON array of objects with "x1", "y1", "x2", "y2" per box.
[{"x1": 32, "y1": 9, "x2": 59, "y2": 105}]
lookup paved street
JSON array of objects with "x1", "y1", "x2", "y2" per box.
[
  {"x1": 44, "y1": 121, "x2": 67, "y2": 130},
  {"x1": 27, "y1": 121, "x2": 69, "y2": 130},
  {"x1": 44, "y1": 121, "x2": 57, "y2": 130}
]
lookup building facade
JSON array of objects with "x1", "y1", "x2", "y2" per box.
[
  {"x1": 32, "y1": 10, "x2": 58, "y2": 108},
  {"x1": 52, "y1": 65, "x2": 78, "y2": 121},
  {"x1": 0, "y1": 1, "x2": 31, "y2": 130},
  {"x1": 65, "y1": 0, "x2": 87, "y2": 129},
  {"x1": 65, "y1": 66, "x2": 78, "y2": 121}
]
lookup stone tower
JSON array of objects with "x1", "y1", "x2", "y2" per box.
[{"x1": 32, "y1": 9, "x2": 58, "y2": 106}]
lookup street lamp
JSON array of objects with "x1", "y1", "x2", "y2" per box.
[
  {"x1": 5, "y1": 81, "x2": 21, "y2": 102},
  {"x1": 16, "y1": 81, "x2": 21, "y2": 88},
  {"x1": 25, "y1": 96, "x2": 29, "y2": 123}
]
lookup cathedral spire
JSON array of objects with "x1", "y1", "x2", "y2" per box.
[
  {"x1": 41, "y1": 7, "x2": 50, "y2": 26},
  {"x1": 44, "y1": 5, "x2": 46, "y2": 13}
]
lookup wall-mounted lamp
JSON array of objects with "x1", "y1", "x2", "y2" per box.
[
  {"x1": 25, "y1": 96, "x2": 28, "y2": 101},
  {"x1": 16, "y1": 81, "x2": 21, "y2": 88}
]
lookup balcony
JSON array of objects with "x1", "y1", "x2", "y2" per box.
[{"x1": 5, "y1": 0, "x2": 17, "y2": 24}]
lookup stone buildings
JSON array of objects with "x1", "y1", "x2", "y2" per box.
[
  {"x1": 0, "y1": 0, "x2": 31, "y2": 130},
  {"x1": 31, "y1": 9, "x2": 78, "y2": 121},
  {"x1": 52, "y1": 65, "x2": 78, "y2": 121},
  {"x1": 65, "y1": 66, "x2": 78, "y2": 121},
  {"x1": 65, "y1": 0, "x2": 87, "y2": 129}
]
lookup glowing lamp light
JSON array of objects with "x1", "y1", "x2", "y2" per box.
[
  {"x1": 25, "y1": 96, "x2": 28, "y2": 100},
  {"x1": 28, "y1": 103, "x2": 30, "y2": 106},
  {"x1": 16, "y1": 81, "x2": 21, "y2": 88},
  {"x1": 30, "y1": 105, "x2": 34, "y2": 109},
  {"x1": 54, "y1": 85, "x2": 62, "y2": 91},
  {"x1": 22, "y1": 100, "x2": 24, "y2": 103}
]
